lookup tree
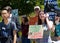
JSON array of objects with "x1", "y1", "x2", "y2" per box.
[{"x1": 0, "y1": 0, "x2": 44, "y2": 15}]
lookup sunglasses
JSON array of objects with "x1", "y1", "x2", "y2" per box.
[{"x1": 34, "y1": 8, "x2": 39, "y2": 11}]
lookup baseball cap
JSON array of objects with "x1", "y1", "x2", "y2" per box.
[{"x1": 34, "y1": 6, "x2": 40, "y2": 10}]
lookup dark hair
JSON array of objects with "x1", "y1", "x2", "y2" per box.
[
  {"x1": 54, "y1": 15, "x2": 60, "y2": 25},
  {"x1": 22, "y1": 17, "x2": 28, "y2": 24},
  {"x1": 38, "y1": 11, "x2": 47, "y2": 25},
  {"x1": 1, "y1": 9, "x2": 9, "y2": 13},
  {"x1": 56, "y1": 14, "x2": 60, "y2": 17}
]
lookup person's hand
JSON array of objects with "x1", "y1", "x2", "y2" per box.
[{"x1": 45, "y1": 13, "x2": 49, "y2": 18}]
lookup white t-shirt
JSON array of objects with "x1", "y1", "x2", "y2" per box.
[
  {"x1": 43, "y1": 21, "x2": 53, "y2": 43},
  {"x1": 53, "y1": 40, "x2": 60, "y2": 43}
]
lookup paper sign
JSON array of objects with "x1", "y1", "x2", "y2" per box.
[{"x1": 28, "y1": 25, "x2": 43, "y2": 39}]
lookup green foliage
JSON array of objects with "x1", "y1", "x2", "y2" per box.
[
  {"x1": 0, "y1": 0, "x2": 44, "y2": 15},
  {"x1": 0, "y1": 0, "x2": 60, "y2": 15},
  {"x1": 0, "y1": 16, "x2": 2, "y2": 22},
  {"x1": 57, "y1": 0, "x2": 60, "y2": 7}
]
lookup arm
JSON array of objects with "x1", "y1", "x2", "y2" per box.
[
  {"x1": 11, "y1": 22, "x2": 17, "y2": 43},
  {"x1": 45, "y1": 13, "x2": 54, "y2": 30},
  {"x1": 13, "y1": 30, "x2": 17, "y2": 43},
  {"x1": 46, "y1": 18, "x2": 53, "y2": 29},
  {"x1": 46, "y1": 16, "x2": 55, "y2": 32},
  {"x1": 51, "y1": 25, "x2": 55, "y2": 32}
]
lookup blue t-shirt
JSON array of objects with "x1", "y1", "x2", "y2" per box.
[
  {"x1": 0, "y1": 21, "x2": 17, "y2": 38},
  {"x1": 55, "y1": 23, "x2": 60, "y2": 37}
]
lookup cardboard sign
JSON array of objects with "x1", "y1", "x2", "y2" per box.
[{"x1": 28, "y1": 25, "x2": 43, "y2": 39}]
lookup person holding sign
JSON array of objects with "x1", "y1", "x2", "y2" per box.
[
  {"x1": 36, "y1": 10, "x2": 53, "y2": 43},
  {"x1": 29, "y1": 6, "x2": 40, "y2": 25},
  {"x1": 38, "y1": 11, "x2": 53, "y2": 43},
  {"x1": 29, "y1": 6, "x2": 40, "y2": 43}
]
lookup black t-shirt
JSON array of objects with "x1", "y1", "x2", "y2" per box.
[{"x1": 21, "y1": 23, "x2": 29, "y2": 37}]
